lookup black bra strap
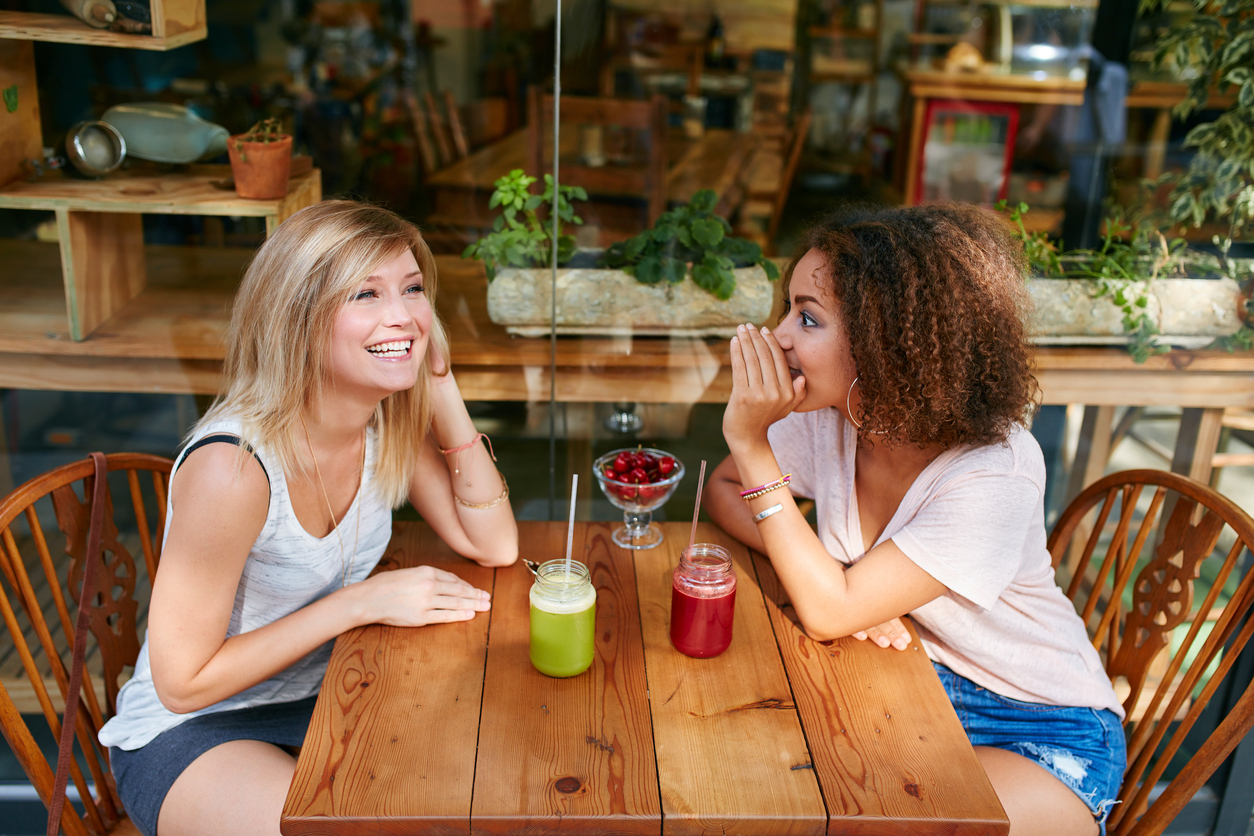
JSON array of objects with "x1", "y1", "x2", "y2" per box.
[{"x1": 176, "y1": 433, "x2": 270, "y2": 485}]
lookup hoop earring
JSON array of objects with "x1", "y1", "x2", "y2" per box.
[
  {"x1": 846, "y1": 375, "x2": 863, "y2": 430},
  {"x1": 846, "y1": 375, "x2": 896, "y2": 436}
]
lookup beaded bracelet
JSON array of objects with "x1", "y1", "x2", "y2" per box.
[
  {"x1": 439, "y1": 432, "x2": 497, "y2": 475},
  {"x1": 740, "y1": 474, "x2": 791, "y2": 501},
  {"x1": 455, "y1": 475, "x2": 509, "y2": 509}
]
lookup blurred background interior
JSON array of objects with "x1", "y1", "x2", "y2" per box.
[{"x1": 1, "y1": 0, "x2": 1253, "y2": 830}]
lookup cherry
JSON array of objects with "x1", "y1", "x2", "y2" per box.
[
  {"x1": 658, "y1": 456, "x2": 675, "y2": 476},
  {"x1": 613, "y1": 451, "x2": 631, "y2": 473},
  {"x1": 629, "y1": 467, "x2": 649, "y2": 484}
]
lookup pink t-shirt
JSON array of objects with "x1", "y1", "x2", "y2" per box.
[{"x1": 768, "y1": 409, "x2": 1124, "y2": 718}]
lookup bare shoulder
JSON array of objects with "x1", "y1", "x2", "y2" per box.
[{"x1": 171, "y1": 439, "x2": 270, "y2": 526}]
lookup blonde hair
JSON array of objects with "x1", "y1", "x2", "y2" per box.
[{"x1": 199, "y1": 199, "x2": 449, "y2": 507}]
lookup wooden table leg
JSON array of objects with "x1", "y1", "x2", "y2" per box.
[
  {"x1": 1171, "y1": 407, "x2": 1224, "y2": 485},
  {"x1": 0, "y1": 390, "x2": 13, "y2": 498},
  {"x1": 903, "y1": 96, "x2": 926, "y2": 205},
  {"x1": 1063, "y1": 405, "x2": 1115, "y2": 576},
  {"x1": 1144, "y1": 108, "x2": 1172, "y2": 181},
  {"x1": 1065, "y1": 405, "x2": 1115, "y2": 505}
]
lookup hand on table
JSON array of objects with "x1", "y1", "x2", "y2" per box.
[
  {"x1": 853, "y1": 617, "x2": 911, "y2": 651},
  {"x1": 724, "y1": 324, "x2": 806, "y2": 449},
  {"x1": 358, "y1": 565, "x2": 491, "y2": 626}
]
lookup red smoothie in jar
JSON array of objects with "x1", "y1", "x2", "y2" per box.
[{"x1": 669, "y1": 543, "x2": 736, "y2": 658}]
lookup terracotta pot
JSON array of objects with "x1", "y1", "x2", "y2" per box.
[{"x1": 227, "y1": 134, "x2": 293, "y2": 199}]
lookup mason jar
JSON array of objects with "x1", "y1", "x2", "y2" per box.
[
  {"x1": 529, "y1": 559, "x2": 597, "y2": 677},
  {"x1": 670, "y1": 543, "x2": 737, "y2": 658}
]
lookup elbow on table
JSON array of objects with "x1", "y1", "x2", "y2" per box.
[
  {"x1": 468, "y1": 534, "x2": 519, "y2": 568},
  {"x1": 797, "y1": 614, "x2": 858, "y2": 645}
]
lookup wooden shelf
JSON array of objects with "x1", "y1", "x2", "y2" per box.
[
  {"x1": 0, "y1": 165, "x2": 321, "y2": 341},
  {"x1": 0, "y1": 164, "x2": 319, "y2": 220},
  {"x1": 0, "y1": 4, "x2": 205, "y2": 50}
]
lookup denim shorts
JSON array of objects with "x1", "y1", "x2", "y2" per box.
[
  {"x1": 934, "y1": 662, "x2": 1126, "y2": 835},
  {"x1": 110, "y1": 695, "x2": 318, "y2": 836}
]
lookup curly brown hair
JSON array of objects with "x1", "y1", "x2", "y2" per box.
[{"x1": 791, "y1": 202, "x2": 1040, "y2": 448}]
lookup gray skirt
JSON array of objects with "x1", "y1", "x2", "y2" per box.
[{"x1": 109, "y1": 694, "x2": 319, "y2": 836}]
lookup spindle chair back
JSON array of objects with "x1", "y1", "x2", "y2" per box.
[
  {"x1": 1048, "y1": 469, "x2": 1254, "y2": 836},
  {"x1": 0, "y1": 453, "x2": 172, "y2": 836}
]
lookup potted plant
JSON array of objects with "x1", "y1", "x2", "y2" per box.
[
  {"x1": 227, "y1": 117, "x2": 293, "y2": 200},
  {"x1": 471, "y1": 184, "x2": 782, "y2": 337},
  {"x1": 462, "y1": 168, "x2": 587, "y2": 280},
  {"x1": 1136, "y1": 0, "x2": 1254, "y2": 350},
  {"x1": 1004, "y1": 202, "x2": 1244, "y2": 362}
]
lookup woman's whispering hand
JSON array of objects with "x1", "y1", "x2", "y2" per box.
[{"x1": 723, "y1": 323, "x2": 806, "y2": 452}]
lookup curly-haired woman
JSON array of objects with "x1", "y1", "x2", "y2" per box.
[{"x1": 706, "y1": 203, "x2": 1125, "y2": 836}]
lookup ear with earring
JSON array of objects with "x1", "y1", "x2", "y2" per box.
[{"x1": 846, "y1": 375, "x2": 895, "y2": 436}]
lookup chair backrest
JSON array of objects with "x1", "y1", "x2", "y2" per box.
[
  {"x1": 0, "y1": 453, "x2": 172, "y2": 836},
  {"x1": 461, "y1": 96, "x2": 513, "y2": 149},
  {"x1": 406, "y1": 89, "x2": 470, "y2": 174},
  {"x1": 526, "y1": 86, "x2": 669, "y2": 225},
  {"x1": 1047, "y1": 469, "x2": 1254, "y2": 836},
  {"x1": 764, "y1": 107, "x2": 811, "y2": 256}
]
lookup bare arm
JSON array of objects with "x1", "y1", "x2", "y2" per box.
[
  {"x1": 718, "y1": 325, "x2": 946, "y2": 641},
  {"x1": 409, "y1": 369, "x2": 518, "y2": 567},
  {"x1": 148, "y1": 443, "x2": 492, "y2": 714}
]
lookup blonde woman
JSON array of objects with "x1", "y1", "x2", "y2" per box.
[{"x1": 98, "y1": 200, "x2": 518, "y2": 836}]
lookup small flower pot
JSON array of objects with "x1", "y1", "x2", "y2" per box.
[{"x1": 227, "y1": 134, "x2": 293, "y2": 199}]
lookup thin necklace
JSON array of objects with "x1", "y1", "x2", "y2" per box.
[{"x1": 301, "y1": 414, "x2": 365, "y2": 587}]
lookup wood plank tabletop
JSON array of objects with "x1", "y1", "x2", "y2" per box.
[
  {"x1": 635, "y1": 523, "x2": 825, "y2": 836},
  {"x1": 281, "y1": 521, "x2": 1009, "y2": 836},
  {"x1": 282, "y1": 525, "x2": 494, "y2": 836},
  {"x1": 472, "y1": 523, "x2": 659, "y2": 835}
]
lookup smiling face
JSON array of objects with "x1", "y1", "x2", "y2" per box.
[
  {"x1": 327, "y1": 247, "x2": 432, "y2": 400},
  {"x1": 772, "y1": 248, "x2": 860, "y2": 419}
]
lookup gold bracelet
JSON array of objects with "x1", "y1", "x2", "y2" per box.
[{"x1": 455, "y1": 474, "x2": 509, "y2": 509}]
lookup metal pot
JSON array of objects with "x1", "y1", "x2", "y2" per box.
[{"x1": 64, "y1": 121, "x2": 126, "y2": 177}]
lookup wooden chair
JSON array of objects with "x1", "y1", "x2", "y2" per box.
[
  {"x1": 526, "y1": 86, "x2": 670, "y2": 226},
  {"x1": 736, "y1": 108, "x2": 811, "y2": 255},
  {"x1": 0, "y1": 453, "x2": 172, "y2": 836},
  {"x1": 406, "y1": 89, "x2": 470, "y2": 175},
  {"x1": 1047, "y1": 469, "x2": 1254, "y2": 836}
]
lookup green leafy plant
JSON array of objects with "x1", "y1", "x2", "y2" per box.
[
  {"x1": 1001, "y1": 201, "x2": 1210, "y2": 362},
  {"x1": 599, "y1": 189, "x2": 780, "y2": 300},
  {"x1": 1139, "y1": 0, "x2": 1253, "y2": 275},
  {"x1": 462, "y1": 169, "x2": 587, "y2": 281},
  {"x1": 233, "y1": 117, "x2": 287, "y2": 162}
]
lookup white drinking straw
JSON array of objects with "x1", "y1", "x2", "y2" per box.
[
  {"x1": 689, "y1": 459, "x2": 707, "y2": 551},
  {"x1": 565, "y1": 473, "x2": 578, "y2": 576}
]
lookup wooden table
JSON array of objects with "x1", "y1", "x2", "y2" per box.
[
  {"x1": 281, "y1": 521, "x2": 1008, "y2": 835},
  {"x1": 426, "y1": 128, "x2": 757, "y2": 234}
]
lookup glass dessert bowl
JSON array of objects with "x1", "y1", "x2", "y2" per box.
[{"x1": 594, "y1": 448, "x2": 685, "y2": 550}]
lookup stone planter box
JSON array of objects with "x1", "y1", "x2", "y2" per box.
[
  {"x1": 1028, "y1": 277, "x2": 1244, "y2": 347},
  {"x1": 487, "y1": 265, "x2": 775, "y2": 337}
]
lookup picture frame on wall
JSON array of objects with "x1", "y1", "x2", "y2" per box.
[{"x1": 915, "y1": 99, "x2": 1019, "y2": 206}]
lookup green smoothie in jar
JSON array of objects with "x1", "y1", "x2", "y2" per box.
[{"x1": 529, "y1": 559, "x2": 597, "y2": 678}]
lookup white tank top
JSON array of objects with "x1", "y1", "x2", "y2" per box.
[{"x1": 99, "y1": 417, "x2": 392, "y2": 750}]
